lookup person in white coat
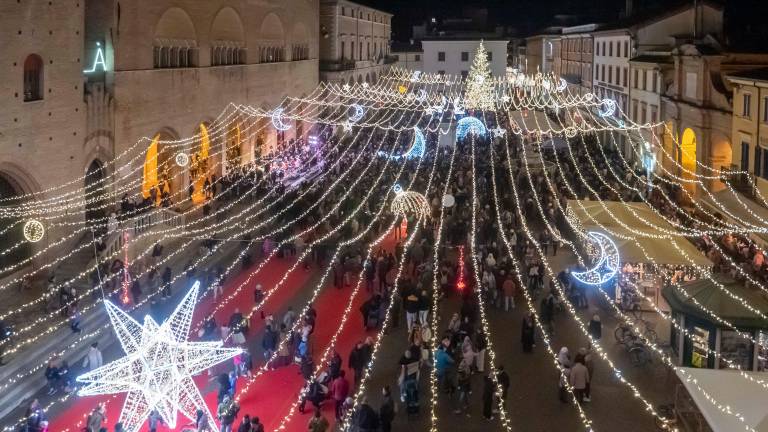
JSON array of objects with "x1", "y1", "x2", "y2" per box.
[{"x1": 82, "y1": 342, "x2": 103, "y2": 371}]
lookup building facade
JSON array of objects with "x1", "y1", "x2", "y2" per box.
[
  {"x1": 560, "y1": 24, "x2": 597, "y2": 96},
  {"x1": 319, "y1": 0, "x2": 393, "y2": 84},
  {"x1": 391, "y1": 42, "x2": 423, "y2": 72},
  {"x1": 524, "y1": 33, "x2": 560, "y2": 75},
  {"x1": 421, "y1": 39, "x2": 509, "y2": 79},
  {"x1": 592, "y1": 30, "x2": 632, "y2": 114},
  {"x1": 726, "y1": 70, "x2": 768, "y2": 196},
  {"x1": 0, "y1": 0, "x2": 319, "y2": 273}
]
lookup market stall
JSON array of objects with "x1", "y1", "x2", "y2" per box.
[
  {"x1": 674, "y1": 367, "x2": 768, "y2": 431},
  {"x1": 662, "y1": 276, "x2": 768, "y2": 370}
]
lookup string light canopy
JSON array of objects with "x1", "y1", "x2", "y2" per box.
[
  {"x1": 23, "y1": 219, "x2": 45, "y2": 243},
  {"x1": 76, "y1": 282, "x2": 242, "y2": 432}
]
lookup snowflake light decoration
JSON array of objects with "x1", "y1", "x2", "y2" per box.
[
  {"x1": 76, "y1": 282, "x2": 242, "y2": 432},
  {"x1": 175, "y1": 153, "x2": 190, "y2": 167},
  {"x1": 23, "y1": 219, "x2": 45, "y2": 242}
]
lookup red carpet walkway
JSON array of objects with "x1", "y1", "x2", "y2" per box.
[{"x1": 49, "y1": 230, "x2": 399, "y2": 432}]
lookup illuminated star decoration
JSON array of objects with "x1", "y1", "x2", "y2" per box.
[
  {"x1": 76, "y1": 282, "x2": 242, "y2": 432},
  {"x1": 491, "y1": 126, "x2": 507, "y2": 138},
  {"x1": 342, "y1": 121, "x2": 352, "y2": 132},
  {"x1": 342, "y1": 83, "x2": 351, "y2": 92}
]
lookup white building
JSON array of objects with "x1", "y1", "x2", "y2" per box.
[
  {"x1": 391, "y1": 41, "x2": 423, "y2": 72},
  {"x1": 421, "y1": 39, "x2": 509, "y2": 79},
  {"x1": 592, "y1": 30, "x2": 632, "y2": 114}
]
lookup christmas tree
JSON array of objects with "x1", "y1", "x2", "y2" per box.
[{"x1": 464, "y1": 40, "x2": 495, "y2": 111}]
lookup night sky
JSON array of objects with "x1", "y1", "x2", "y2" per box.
[{"x1": 358, "y1": 0, "x2": 768, "y2": 52}]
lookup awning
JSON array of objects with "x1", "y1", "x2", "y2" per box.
[
  {"x1": 676, "y1": 367, "x2": 768, "y2": 431},
  {"x1": 566, "y1": 200, "x2": 711, "y2": 266},
  {"x1": 662, "y1": 277, "x2": 768, "y2": 328}
]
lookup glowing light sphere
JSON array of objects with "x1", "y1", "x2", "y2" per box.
[
  {"x1": 572, "y1": 232, "x2": 620, "y2": 285},
  {"x1": 175, "y1": 153, "x2": 190, "y2": 167},
  {"x1": 23, "y1": 219, "x2": 45, "y2": 242},
  {"x1": 391, "y1": 189, "x2": 430, "y2": 220},
  {"x1": 455, "y1": 116, "x2": 488, "y2": 141},
  {"x1": 598, "y1": 98, "x2": 616, "y2": 118},
  {"x1": 349, "y1": 104, "x2": 365, "y2": 123}
]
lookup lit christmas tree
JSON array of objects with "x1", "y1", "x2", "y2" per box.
[{"x1": 464, "y1": 40, "x2": 495, "y2": 111}]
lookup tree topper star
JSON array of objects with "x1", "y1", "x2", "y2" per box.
[{"x1": 77, "y1": 282, "x2": 242, "y2": 432}]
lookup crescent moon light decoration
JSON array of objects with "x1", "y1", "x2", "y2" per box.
[
  {"x1": 271, "y1": 108, "x2": 292, "y2": 131},
  {"x1": 349, "y1": 104, "x2": 365, "y2": 123},
  {"x1": 598, "y1": 98, "x2": 616, "y2": 118},
  {"x1": 572, "y1": 231, "x2": 620, "y2": 285},
  {"x1": 416, "y1": 89, "x2": 427, "y2": 103},
  {"x1": 456, "y1": 116, "x2": 488, "y2": 141},
  {"x1": 410, "y1": 70, "x2": 422, "y2": 82},
  {"x1": 377, "y1": 127, "x2": 426, "y2": 160}
]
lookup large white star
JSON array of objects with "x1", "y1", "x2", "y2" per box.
[{"x1": 77, "y1": 282, "x2": 242, "y2": 432}]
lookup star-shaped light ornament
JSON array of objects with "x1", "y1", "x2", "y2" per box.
[
  {"x1": 342, "y1": 83, "x2": 351, "y2": 92},
  {"x1": 76, "y1": 282, "x2": 242, "y2": 432},
  {"x1": 343, "y1": 121, "x2": 353, "y2": 132},
  {"x1": 491, "y1": 126, "x2": 507, "y2": 138}
]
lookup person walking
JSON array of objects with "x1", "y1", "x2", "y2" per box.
[
  {"x1": 570, "y1": 355, "x2": 590, "y2": 403},
  {"x1": 521, "y1": 312, "x2": 535, "y2": 352},
  {"x1": 217, "y1": 395, "x2": 239, "y2": 432},
  {"x1": 482, "y1": 374, "x2": 495, "y2": 420},
  {"x1": 588, "y1": 314, "x2": 602, "y2": 340},
  {"x1": 307, "y1": 408, "x2": 329, "y2": 432},
  {"x1": 378, "y1": 386, "x2": 395, "y2": 432},
  {"x1": 86, "y1": 403, "x2": 107, "y2": 432},
  {"x1": 82, "y1": 342, "x2": 103, "y2": 371},
  {"x1": 502, "y1": 273, "x2": 516, "y2": 311},
  {"x1": 237, "y1": 414, "x2": 251, "y2": 432},
  {"x1": 148, "y1": 410, "x2": 164, "y2": 432},
  {"x1": 330, "y1": 370, "x2": 350, "y2": 421},
  {"x1": 261, "y1": 325, "x2": 278, "y2": 361}
]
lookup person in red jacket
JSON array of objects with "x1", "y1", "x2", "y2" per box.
[{"x1": 330, "y1": 370, "x2": 350, "y2": 420}]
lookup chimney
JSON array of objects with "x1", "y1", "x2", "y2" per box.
[{"x1": 625, "y1": 0, "x2": 634, "y2": 17}]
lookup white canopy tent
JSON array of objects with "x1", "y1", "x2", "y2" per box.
[{"x1": 676, "y1": 367, "x2": 768, "y2": 431}]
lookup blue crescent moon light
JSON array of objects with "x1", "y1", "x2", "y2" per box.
[
  {"x1": 456, "y1": 116, "x2": 488, "y2": 141},
  {"x1": 572, "y1": 231, "x2": 620, "y2": 285},
  {"x1": 349, "y1": 104, "x2": 365, "y2": 123},
  {"x1": 378, "y1": 127, "x2": 426, "y2": 160},
  {"x1": 271, "y1": 108, "x2": 292, "y2": 131}
]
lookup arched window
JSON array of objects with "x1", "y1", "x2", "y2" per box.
[{"x1": 23, "y1": 54, "x2": 43, "y2": 102}]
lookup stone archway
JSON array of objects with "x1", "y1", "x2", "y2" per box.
[
  {"x1": 0, "y1": 173, "x2": 32, "y2": 273},
  {"x1": 84, "y1": 159, "x2": 107, "y2": 223},
  {"x1": 680, "y1": 128, "x2": 698, "y2": 194}
]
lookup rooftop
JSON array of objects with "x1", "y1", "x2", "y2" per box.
[{"x1": 727, "y1": 67, "x2": 768, "y2": 83}]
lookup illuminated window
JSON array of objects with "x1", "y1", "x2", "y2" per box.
[{"x1": 23, "y1": 54, "x2": 43, "y2": 101}]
